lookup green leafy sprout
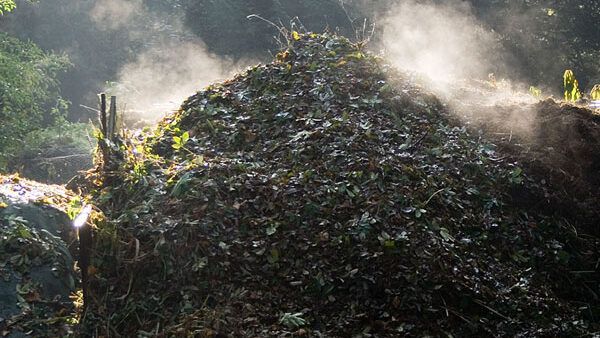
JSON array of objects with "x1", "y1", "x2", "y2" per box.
[
  {"x1": 279, "y1": 312, "x2": 307, "y2": 329},
  {"x1": 0, "y1": 0, "x2": 16, "y2": 14},
  {"x1": 172, "y1": 131, "x2": 190, "y2": 151},
  {"x1": 563, "y1": 69, "x2": 581, "y2": 102},
  {"x1": 529, "y1": 86, "x2": 542, "y2": 98},
  {"x1": 590, "y1": 84, "x2": 600, "y2": 101}
]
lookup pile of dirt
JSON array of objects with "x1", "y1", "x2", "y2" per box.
[{"x1": 86, "y1": 34, "x2": 599, "y2": 336}]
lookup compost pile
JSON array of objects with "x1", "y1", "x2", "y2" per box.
[
  {"x1": 0, "y1": 174, "x2": 80, "y2": 337},
  {"x1": 87, "y1": 34, "x2": 599, "y2": 336}
]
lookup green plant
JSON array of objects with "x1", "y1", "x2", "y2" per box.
[
  {"x1": 279, "y1": 312, "x2": 307, "y2": 329},
  {"x1": 529, "y1": 86, "x2": 542, "y2": 98},
  {"x1": 172, "y1": 131, "x2": 190, "y2": 151},
  {"x1": 0, "y1": 32, "x2": 71, "y2": 170},
  {"x1": 0, "y1": 0, "x2": 15, "y2": 14},
  {"x1": 590, "y1": 84, "x2": 600, "y2": 100},
  {"x1": 563, "y1": 70, "x2": 581, "y2": 102}
]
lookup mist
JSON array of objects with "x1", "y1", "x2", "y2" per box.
[
  {"x1": 379, "y1": 0, "x2": 539, "y2": 139},
  {"x1": 88, "y1": 0, "x2": 240, "y2": 123},
  {"x1": 381, "y1": 0, "x2": 508, "y2": 91},
  {"x1": 112, "y1": 40, "x2": 234, "y2": 121}
]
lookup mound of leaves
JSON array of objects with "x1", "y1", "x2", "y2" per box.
[
  {"x1": 0, "y1": 174, "x2": 80, "y2": 336},
  {"x1": 87, "y1": 34, "x2": 599, "y2": 336}
]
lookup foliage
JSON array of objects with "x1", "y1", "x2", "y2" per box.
[
  {"x1": 0, "y1": 0, "x2": 184, "y2": 120},
  {"x1": 1, "y1": 0, "x2": 599, "y2": 118},
  {"x1": 0, "y1": 0, "x2": 15, "y2": 14},
  {"x1": 0, "y1": 174, "x2": 80, "y2": 336},
  {"x1": 0, "y1": 0, "x2": 39, "y2": 14},
  {"x1": 279, "y1": 312, "x2": 307, "y2": 329},
  {"x1": 591, "y1": 84, "x2": 600, "y2": 100},
  {"x1": 171, "y1": 131, "x2": 189, "y2": 151},
  {"x1": 473, "y1": 0, "x2": 600, "y2": 91},
  {"x1": 0, "y1": 32, "x2": 71, "y2": 170},
  {"x1": 563, "y1": 69, "x2": 581, "y2": 102},
  {"x1": 529, "y1": 85, "x2": 542, "y2": 98}
]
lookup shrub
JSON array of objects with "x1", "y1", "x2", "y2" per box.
[
  {"x1": 591, "y1": 84, "x2": 600, "y2": 100},
  {"x1": 0, "y1": 32, "x2": 71, "y2": 170}
]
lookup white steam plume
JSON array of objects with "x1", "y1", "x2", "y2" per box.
[
  {"x1": 112, "y1": 40, "x2": 234, "y2": 121},
  {"x1": 89, "y1": 0, "x2": 242, "y2": 123},
  {"x1": 379, "y1": 0, "x2": 537, "y2": 136},
  {"x1": 381, "y1": 0, "x2": 506, "y2": 93}
]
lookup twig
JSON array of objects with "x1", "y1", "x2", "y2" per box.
[
  {"x1": 423, "y1": 188, "x2": 445, "y2": 206},
  {"x1": 80, "y1": 104, "x2": 100, "y2": 113},
  {"x1": 337, "y1": 0, "x2": 357, "y2": 37},
  {"x1": 445, "y1": 307, "x2": 476, "y2": 327},
  {"x1": 247, "y1": 14, "x2": 288, "y2": 39},
  {"x1": 407, "y1": 131, "x2": 429, "y2": 151},
  {"x1": 32, "y1": 154, "x2": 91, "y2": 162},
  {"x1": 474, "y1": 299, "x2": 516, "y2": 323},
  {"x1": 116, "y1": 274, "x2": 134, "y2": 301},
  {"x1": 441, "y1": 296, "x2": 449, "y2": 317}
]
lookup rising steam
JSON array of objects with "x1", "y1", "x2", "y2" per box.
[
  {"x1": 89, "y1": 0, "x2": 239, "y2": 123},
  {"x1": 111, "y1": 41, "x2": 234, "y2": 121},
  {"x1": 381, "y1": 0, "x2": 508, "y2": 92},
  {"x1": 380, "y1": 0, "x2": 537, "y2": 136}
]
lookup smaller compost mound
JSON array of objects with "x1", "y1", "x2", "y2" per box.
[
  {"x1": 89, "y1": 34, "x2": 598, "y2": 336},
  {"x1": 0, "y1": 174, "x2": 79, "y2": 337},
  {"x1": 453, "y1": 95, "x2": 600, "y2": 236}
]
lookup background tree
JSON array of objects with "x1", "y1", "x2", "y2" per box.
[
  {"x1": 0, "y1": 0, "x2": 16, "y2": 14},
  {"x1": 470, "y1": 0, "x2": 600, "y2": 89},
  {"x1": 0, "y1": 32, "x2": 70, "y2": 169}
]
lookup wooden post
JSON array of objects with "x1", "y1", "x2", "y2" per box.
[
  {"x1": 98, "y1": 93, "x2": 110, "y2": 167},
  {"x1": 109, "y1": 96, "x2": 117, "y2": 140},
  {"x1": 99, "y1": 94, "x2": 107, "y2": 137},
  {"x1": 79, "y1": 223, "x2": 92, "y2": 311}
]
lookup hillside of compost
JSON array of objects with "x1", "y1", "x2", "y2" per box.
[{"x1": 85, "y1": 34, "x2": 599, "y2": 337}]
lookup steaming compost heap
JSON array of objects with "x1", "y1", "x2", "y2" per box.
[{"x1": 87, "y1": 34, "x2": 599, "y2": 336}]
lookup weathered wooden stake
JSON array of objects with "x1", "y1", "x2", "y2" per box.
[
  {"x1": 109, "y1": 96, "x2": 117, "y2": 140},
  {"x1": 99, "y1": 93, "x2": 107, "y2": 137},
  {"x1": 98, "y1": 93, "x2": 110, "y2": 167}
]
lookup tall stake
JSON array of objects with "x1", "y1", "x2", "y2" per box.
[
  {"x1": 109, "y1": 96, "x2": 117, "y2": 140},
  {"x1": 98, "y1": 94, "x2": 109, "y2": 167},
  {"x1": 99, "y1": 94, "x2": 107, "y2": 137}
]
